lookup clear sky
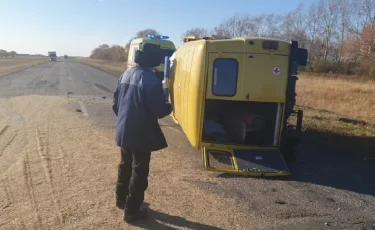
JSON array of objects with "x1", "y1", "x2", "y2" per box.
[{"x1": 0, "y1": 0, "x2": 313, "y2": 57}]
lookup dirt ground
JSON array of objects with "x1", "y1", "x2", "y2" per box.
[
  {"x1": 0, "y1": 95, "x2": 257, "y2": 230},
  {"x1": 1, "y1": 95, "x2": 375, "y2": 230}
]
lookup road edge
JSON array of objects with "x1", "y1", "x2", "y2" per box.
[{"x1": 0, "y1": 59, "x2": 50, "y2": 78}]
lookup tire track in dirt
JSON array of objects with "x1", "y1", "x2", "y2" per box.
[
  {"x1": 0, "y1": 124, "x2": 9, "y2": 135},
  {"x1": 58, "y1": 143, "x2": 70, "y2": 180},
  {"x1": 23, "y1": 149, "x2": 43, "y2": 230},
  {"x1": 0, "y1": 176, "x2": 14, "y2": 210},
  {"x1": 0, "y1": 131, "x2": 18, "y2": 157},
  {"x1": 35, "y1": 128, "x2": 64, "y2": 225}
]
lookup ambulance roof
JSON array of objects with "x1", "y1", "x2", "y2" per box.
[{"x1": 130, "y1": 35, "x2": 176, "y2": 50}]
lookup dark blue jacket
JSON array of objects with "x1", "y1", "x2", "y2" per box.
[{"x1": 112, "y1": 66, "x2": 172, "y2": 152}]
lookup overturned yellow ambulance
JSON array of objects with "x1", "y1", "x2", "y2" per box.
[{"x1": 166, "y1": 35, "x2": 308, "y2": 176}]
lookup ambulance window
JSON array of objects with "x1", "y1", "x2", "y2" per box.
[{"x1": 212, "y1": 59, "x2": 238, "y2": 96}]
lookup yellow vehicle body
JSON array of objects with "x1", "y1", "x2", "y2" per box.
[
  {"x1": 127, "y1": 37, "x2": 176, "y2": 78},
  {"x1": 168, "y1": 36, "x2": 307, "y2": 176}
]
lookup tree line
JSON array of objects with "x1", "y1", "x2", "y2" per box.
[
  {"x1": 183, "y1": 0, "x2": 375, "y2": 76},
  {"x1": 90, "y1": 0, "x2": 375, "y2": 76},
  {"x1": 0, "y1": 49, "x2": 45, "y2": 58},
  {"x1": 90, "y1": 44, "x2": 126, "y2": 61},
  {"x1": 0, "y1": 50, "x2": 18, "y2": 58}
]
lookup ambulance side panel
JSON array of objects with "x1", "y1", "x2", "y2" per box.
[{"x1": 187, "y1": 42, "x2": 206, "y2": 148}]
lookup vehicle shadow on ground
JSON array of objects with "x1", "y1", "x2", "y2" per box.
[
  {"x1": 289, "y1": 129, "x2": 375, "y2": 196},
  {"x1": 217, "y1": 129, "x2": 375, "y2": 197},
  {"x1": 129, "y1": 203, "x2": 223, "y2": 230}
]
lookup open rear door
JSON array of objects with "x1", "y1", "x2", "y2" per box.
[{"x1": 203, "y1": 145, "x2": 290, "y2": 176}]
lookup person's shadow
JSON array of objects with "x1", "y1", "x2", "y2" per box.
[{"x1": 128, "y1": 203, "x2": 224, "y2": 230}]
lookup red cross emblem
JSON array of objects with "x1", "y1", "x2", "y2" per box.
[{"x1": 273, "y1": 67, "x2": 280, "y2": 75}]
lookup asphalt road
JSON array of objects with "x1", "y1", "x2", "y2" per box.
[
  {"x1": 0, "y1": 58, "x2": 118, "y2": 99},
  {"x1": 1, "y1": 59, "x2": 374, "y2": 230}
]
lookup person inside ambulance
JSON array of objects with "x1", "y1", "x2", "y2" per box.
[{"x1": 112, "y1": 43, "x2": 172, "y2": 223}]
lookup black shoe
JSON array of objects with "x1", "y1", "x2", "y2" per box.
[
  {"x1": 116, "y1": 200, "x2": 126, "y2": 210},
  {"x1": 124, "y1": 208, "x2": 148, "y2": 223}
]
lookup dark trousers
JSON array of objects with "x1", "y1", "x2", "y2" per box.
[{"x1": 116, "y1": 148, "x2": 151, "y2": 215}]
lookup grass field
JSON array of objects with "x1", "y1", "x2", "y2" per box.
[
  {"x1": 297, "y1": 74, "x2": 375, "y2": 124},
  {"x1": 292, "y1": 74, "x2": 374, "y2": 160},
  {"x1": 0, "y1": 57, "x2": 49, "y2": 76}
]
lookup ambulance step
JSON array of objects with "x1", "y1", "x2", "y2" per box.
[{"x1": 233, "y1": 149, "x2": 289, "y2": 173}]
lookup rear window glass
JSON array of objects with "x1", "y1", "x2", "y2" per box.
[{"x1": 212, "y1": 59, "x2": 238, "y2": 96}]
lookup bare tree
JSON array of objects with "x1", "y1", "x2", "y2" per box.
[
  {"x1": 181, "y1": 27, "x2": 208, "y2": 40},
  {"x1": 317, "y1": 0, "x2": 340, "y2": 62},
  {"x1": 336, "y1": 0, "x2": 351, "y2": 64},
  {"x1": 249, "y1": 14, "x2": 267, "y2": 37},
  {"x1": 99, "y1": 44, "x2": 110, "y2": 49},
  {"x1": 282, "y1": 3, "x2": 309, "y2": 47},
  {"x1": 212, "y1": 23, "x2": 233, "y2": 38},
  {"x1": 307, "y1": 1, "x2": 323, "y2": 62},
  {"x1": 250, "y1": 13, "x2": 285, "y2": 38},
  {"x1": 348, "y1": 0, "x2": 375, "y2": 35},
  {"x1": 0, "y1": 49, "x2": 7, "y2": 58},
  {"x1": 136, "y1": 28, "x2": 161, "y2": 38},
  {"x1": 103, "y1": 0, "x2": 375, "y2": 75},
  {"x1": 217, "y1": 12, "x2": 252, "y2": 38},
  {"x1": 10, "y1": 51, "x2": 17, "y2": 58},
  {"x1": 346, "y1": 0, "x2": 375, "y2": 63},
  {"x1": 90, "y1": 44, "x2": 126, "y2": 61}
]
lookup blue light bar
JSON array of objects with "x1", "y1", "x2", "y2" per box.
[
  {"x1": 146, "y1": 34, "x2": 156, "y2": 39},
  {"x1": 145, "y1": 34, "x2": 169, "y2": 40},
  {"x1": 160, "y1": 35, "x2": 169, "y2": 39}
]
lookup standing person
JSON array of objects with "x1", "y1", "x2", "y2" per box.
[{"x1": 112, "y1": 47, "x2": 172, "y2": 223}]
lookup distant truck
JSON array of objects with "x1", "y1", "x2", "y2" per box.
[
  {"x1": 64, "y1": 55, "x2": 68, "y2": 59},
  {"x1": 48, "y1": 51, "x2": 57, "y2": 61}
]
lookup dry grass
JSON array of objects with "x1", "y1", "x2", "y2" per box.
[
  {"x1": 297, "y1": 106, "x2": 375, "y2": 136},
  {"x1": 294, "y1": 75, "x2": 375, "y2": 157},
  {"x1": 0, "y1": 57, "x2": 49, "y2": 76},
  {"x1": 77, "y1": 58, "x2": 125, "y2": 76},
  {"x1": 297, "y1": 74, "x2": 375, "y2": 124}
]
